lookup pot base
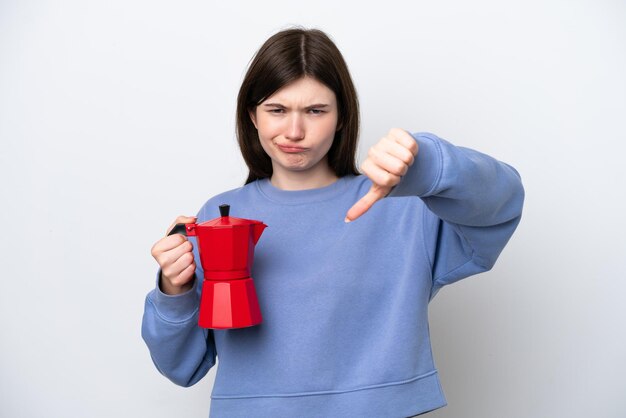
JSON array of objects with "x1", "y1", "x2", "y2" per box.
[{"x1": 198, "y1": 278, "x2": 263, "y2": 329}]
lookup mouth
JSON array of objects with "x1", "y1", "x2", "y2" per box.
[{"x1": 277, "y1": 144, "x2": 309, "y2": 153}]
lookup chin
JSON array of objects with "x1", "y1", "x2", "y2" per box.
[{"x1": 283, "y1": 164, "x2": 310, "y2": 172}]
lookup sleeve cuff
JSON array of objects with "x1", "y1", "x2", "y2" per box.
[{"x1": 149, "y1": 269, "x2": 199, "y2": 322}]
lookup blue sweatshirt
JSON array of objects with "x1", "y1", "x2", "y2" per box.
[{"x1": 141, "y1": 132, "x2": 524, "y2": 417}]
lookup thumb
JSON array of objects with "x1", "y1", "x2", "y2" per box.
[{"x1": 345, "y1": 184, "x2": 390, "y2": 222}]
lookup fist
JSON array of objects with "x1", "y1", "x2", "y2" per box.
[
  {"x1": 151, "y1": 216, "x2": 197, "y2": 295},
  {"x1": 345, "y1": 128, "x2": 418, "y2": 222}
]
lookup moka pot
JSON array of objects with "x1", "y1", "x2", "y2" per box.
[{"x1": 169, "y1": 204, "x2": 266, "y2": 329}]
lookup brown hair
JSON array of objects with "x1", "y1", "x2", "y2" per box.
[{"x1": 236, "y1": 27, "x2": 360, "y2": 184}]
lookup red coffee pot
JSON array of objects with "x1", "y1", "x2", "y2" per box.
[{"x1": 169, "y1": 204, "x2": 266, "y2": 329}]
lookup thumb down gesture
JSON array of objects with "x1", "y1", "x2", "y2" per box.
[{"x1": 345, "y1": 128, "x2": 418, "y2": 222}]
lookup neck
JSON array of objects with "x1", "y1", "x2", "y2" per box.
[{"x1": 270, "y1": 161, "x2": 339, "y2": 191}]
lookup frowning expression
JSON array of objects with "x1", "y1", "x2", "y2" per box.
[{"x1": 250, "y1": 76, "x2": 339, "y2": 176}]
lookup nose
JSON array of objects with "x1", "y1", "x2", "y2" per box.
[{"x1": 285, "y1": 113, "x2": 305, "y2": 141}]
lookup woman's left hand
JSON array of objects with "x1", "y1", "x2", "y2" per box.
[{"x1": 345, "y1": 128, "x2": 418, "y2": 222}]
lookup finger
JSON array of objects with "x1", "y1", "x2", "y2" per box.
[
  {"x1": 361, "y1": 158, "x2": 402, "y2": 188},
  {"x1": 367, "y1": 146, "x2": 410, "y2": 177},
  {"x1": 160, "y1": 262, "x2": 196, "y2": 295},
  {"x1": 151, "y1": 234, "x2": 189, "y2": 256},
  {"x1": 162, "y1": 250, "x2": 196, "y2": 284},
  {"x1": 175, "y1": 263, "x2": 197, "y2": 285},
  {"x1": 163, "y1": 262, "x2": 196, "y2": 289},
  {"x1": 388, "y1": 128, "x2": 419, "y2": 157},
  {"x1": 345, "y1": 184, "x2": 389, "y2": 222},
  {"x1": 380, "y1": 138, "x2": 417, "y2": 166},
  {"x1": 166, "y1": 215, "x2": 197, "y2": 236},
  {"x1": 155, "y1": 238, "x2": 193, "y2": 266}
]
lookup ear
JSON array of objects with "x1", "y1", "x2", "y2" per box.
[{"x1": 249, "y1": 108, "x2": 258, "y2": 129}]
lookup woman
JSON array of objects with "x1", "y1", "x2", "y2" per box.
[{"x1": 142, "y1": 27, "x2": 524, "y2": 417}]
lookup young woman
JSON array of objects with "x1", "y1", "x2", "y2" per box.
[{"x1": 142, "y1": 28, "x2": 524, "y2": 417}]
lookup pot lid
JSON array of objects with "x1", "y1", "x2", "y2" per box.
[{"x1": 200, "y1": 204, "x2": 263, "y2": 227}]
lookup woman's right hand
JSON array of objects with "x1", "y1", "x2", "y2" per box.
[{"x1": 151, "y1": 216, "x2": 197, "y2": 295}]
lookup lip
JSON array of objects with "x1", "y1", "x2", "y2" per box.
[{"x1": 277, "y1": 144, "x2": 309, "y2": 153}]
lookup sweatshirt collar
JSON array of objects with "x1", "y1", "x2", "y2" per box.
[{"x1": 255, "y1": 175, "x2": 353, "y2": 205}]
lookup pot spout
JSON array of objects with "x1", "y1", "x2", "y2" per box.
[{"x1": 252, "y1": 222, "x2": 267, "y2": 245}]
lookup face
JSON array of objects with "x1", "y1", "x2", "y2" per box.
[{"x1": 250, "y1": 76, "x2": 339, "y2": 180}]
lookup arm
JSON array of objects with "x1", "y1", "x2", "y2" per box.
[
  {"x1": 141, "y1": 273, "x2": 217, "y2": 386},
  {"x1": 142, "y1": 215, "x2": 217, "y2": 387},
  {"x1": 389, "y1": 132, "x2": 525, "y2": 298}
]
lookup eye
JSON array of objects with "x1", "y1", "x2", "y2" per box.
[
  {"x1": 268, "y1": 108, "x2": 285, "y2": 114},
  {"x1": 308, "y1": 109, "x2": 325, "y2": 115}
]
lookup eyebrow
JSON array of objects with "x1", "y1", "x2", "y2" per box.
[{"x1": 262, "y1": 103, "x2": 330, "y2": 109}]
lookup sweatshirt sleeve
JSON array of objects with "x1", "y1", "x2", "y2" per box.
[
  {"x1": 388, "y1": 132, "x2": 525, "y2": 299},
  {"x1": 141, "y1": 270, "x2": 217, "y2": 387}
]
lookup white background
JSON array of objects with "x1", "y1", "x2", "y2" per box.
[{"x1": 1, "y1": 1, "x2": 625, "y2": 417}]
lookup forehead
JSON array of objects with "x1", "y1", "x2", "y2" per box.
[{"x1": 264, "y1": 77, "x2": 336, "y2": 105}]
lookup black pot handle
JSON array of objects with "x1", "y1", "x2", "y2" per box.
[{"x1": 168, "y1": 223, "x2": 188, "y2": 236}]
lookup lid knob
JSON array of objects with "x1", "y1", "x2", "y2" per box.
[{"x1": 219, "y1": 204, "x2": 230, "y2": 217}]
